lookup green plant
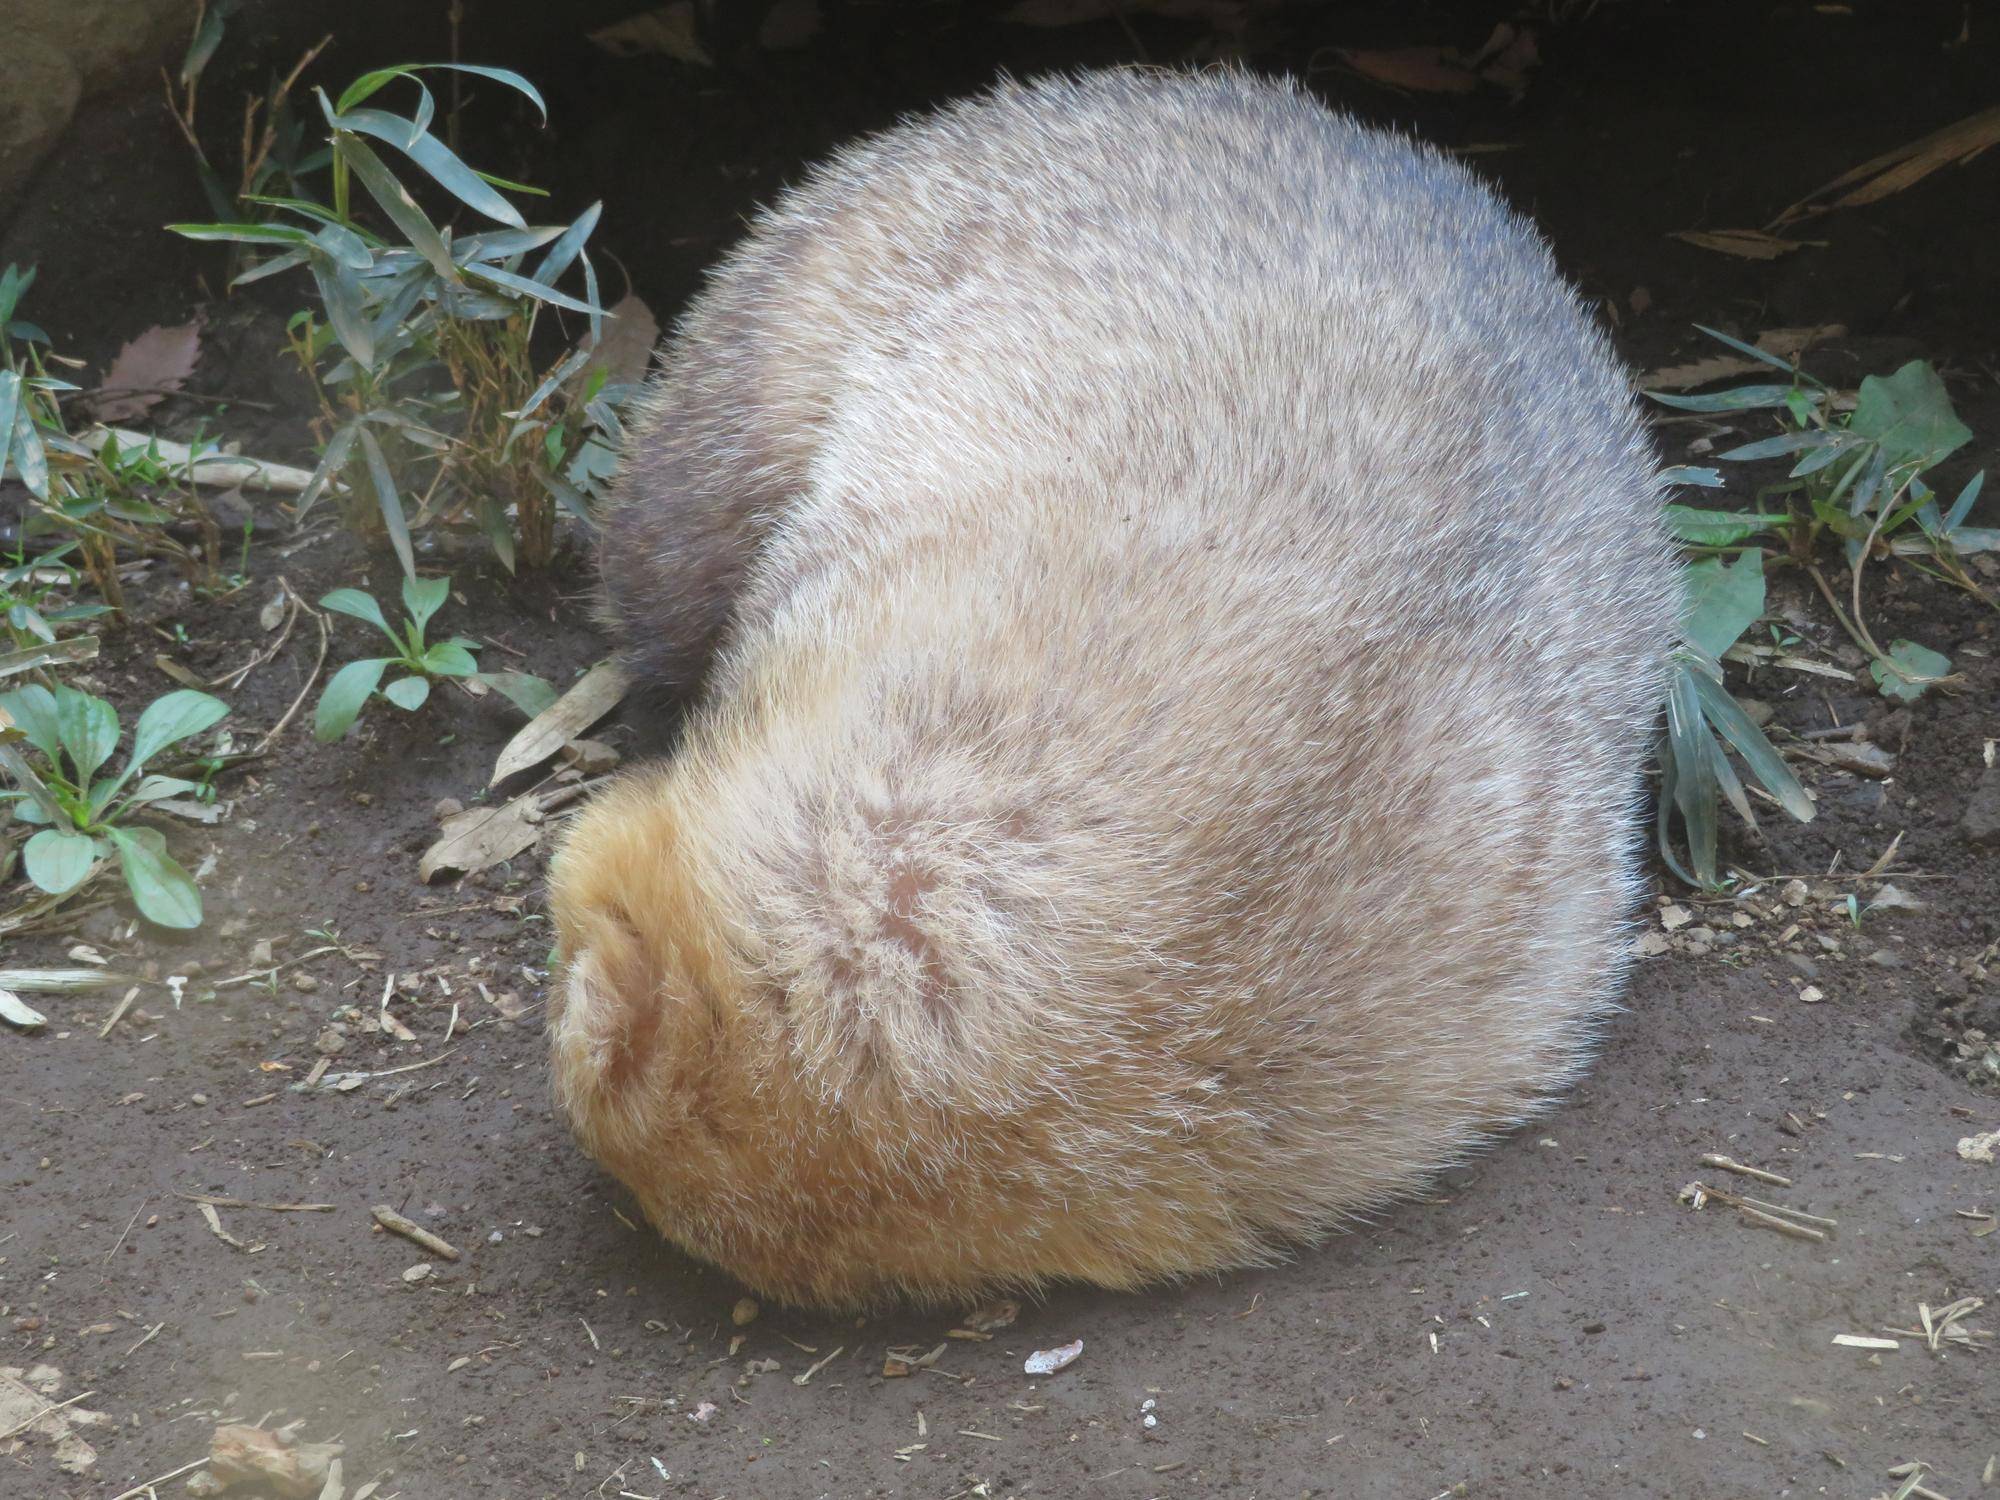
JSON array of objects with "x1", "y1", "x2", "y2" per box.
[
  {"x1": 0, "y1": 684, "x2": 230, "y2": 927},
  {"x1": 314, "y1": 576, "x2": 481, "y2": 740},
  {"x1": 1649, "y1": 327, "x2": 1990, "y2": 697},
  {"x1": 1642, "y1": 482, "x2": 1815, "y2": 889},
  {"x1": 2, "y1": 541, "x2": 111, "y2": 654},
  {"x1": 170, "y1": 63, "x2": 636, "y2": 576},
  {"x1": 2, "y1": 266, "x2": 230, "y2": 611}
]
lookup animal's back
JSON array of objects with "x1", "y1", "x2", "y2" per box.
[{"x1": 557, "y1": 68, "x2": 1679, "y2": 1306}]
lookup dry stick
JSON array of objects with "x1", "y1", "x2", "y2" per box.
[
  {"x1": 1701, "y1": 1153, "x2": 1792, "y2": 1187},
  {"x1": 0, "y1": 1389, "x2": 97, "y2": 1444},
  {"x1": 105, "y1": 1198, "x2": 146, "y2": 1263},
  {"x1": 176, "y1": 1192, "x2": 334, "y2": 1213},
  {"x1": 371, "y1": 1205, "x2": 462, "y2": 1261},
  {"x1": 99, "y1": 985, "x2": 140, "y2": 1040},
  {"x1": 109, "y1": 1458, "x2": 208, "y2": 1500},
  {"x1": 252, "y1": 599, "x2": 329, "y2": 754},
  {"x1": 1736, "y1": 1204, "x2": 1827, "y2": 1243}
]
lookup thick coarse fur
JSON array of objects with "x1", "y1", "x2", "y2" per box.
[{"x1": 552, "y1": 66, "x2": 1681, "y2": 1309}]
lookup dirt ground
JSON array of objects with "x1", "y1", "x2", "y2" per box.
[{"x1": 3, "y1": 3, "x2": 1998, "y2": 1498}]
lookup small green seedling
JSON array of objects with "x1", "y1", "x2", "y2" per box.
[
  {"x1": 0, "y1": 683, "x2": 230, "y2": 927},
  {"x1": 314, "y1": 576, "x2": 482, "y2": 741}
]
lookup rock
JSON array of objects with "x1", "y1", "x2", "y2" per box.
[
  {"x1": 1961, "y1": 767, "x2": 2000, "y2": 848},
  {"x1": 434, "y1": 797, "x2": 465, "y2": 821},
  {"x1": 314, "y1": 1024, "x2": 347, "y2": 1056},
  {"x1": 208, "y1": 1423, "x2": 342, "y2": 1498}
]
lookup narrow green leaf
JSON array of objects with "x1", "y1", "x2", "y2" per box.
[
  {"x1": 1688, "y1": 671, "x2": 1815, "y2": 822},
  {"x1": 1663, "y1": 507, "x2": 1786, "y2": 547},
  {"x1": 534, "y1": 200, "x2": 602, "y2": 286},
  {"x1": 331, "y1": 127, "x2": 457, "y2": 279},
  {"x1": 355, "y1": 426, "x2": 416, "y2": 583},
  {"x1": 297, "y1": 423, "x2": 358, "y2": 520},
  {"x1": 1716, "y1": 431, "x2": 1834, "y2": 463},
  {"x1": 465, "y1": 262, "x2": 605, "y2": 317},
  {"x1": 1693, "y1": 324, "x2": 1829, "y2": 387},
  {"x1": 336, "y1": 63, "x2": 547, "y2": 121},
  {"x1": 330, "y1": 106, "x2": 528, "y2": 228},
  {"x1": 1646, "y1": 384, "x2": 1806, "y2": 414}
]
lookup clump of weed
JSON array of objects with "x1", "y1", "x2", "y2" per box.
[{"x1": 171, "y1": 63, "x2": 637, "y2": 577}]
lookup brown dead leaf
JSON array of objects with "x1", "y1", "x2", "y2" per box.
[
  {"x1": 1639, "y1": 324, "x2": 1847, "y2": 391},
  {"x1": 0, "y1": 1369, "x2": 105, "y2": 1474},
  {"x1": 1335, "y1": 46, "x2": 1478, "y2": 94},
  {"x1": 88, "y1": 320, "x2": 202, "y2": 423},
  {"x1": 490, "y1": 659, "x2": 629, "y2": 786},
  {"x1": 588, "y1": 3, "x2": 712, "y2": 63},
  {"x1": 419, "y1": 795, "x2": 542, "y2": 883},
  {"x1": 1669, "y1": 228, "x2": 1810, "y2": 261},
  {"x1": 1772, "y1": 104, "x2": 2000, "y2": 227}
]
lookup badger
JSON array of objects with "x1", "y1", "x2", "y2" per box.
[{"x1": 547, "y1": 66, "x2": 1679, "y2": 1308}]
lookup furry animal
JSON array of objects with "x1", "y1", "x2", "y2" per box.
[{"x1": 549, "y1": 66, "x2": 1679, "y2": 1308}]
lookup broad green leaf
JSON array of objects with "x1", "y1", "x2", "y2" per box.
[
  {"x1": 401, "y1": 574, "x2": 450, "y2": 635},
  {"x1": 423, "y1": 640, "x2": 479, "y2": 677},
  {"x1": 330, "y1": 106, "x2": 528, "y2": 228},
  {"x1": 1663, "y1": 507, "x2": 1786, "y2": 547},
  {"x1": 1681, "y1": 551, "x2": 1765, "y2": 659},
  {"x1": 1849, "y1": 361, "x2": 1972, "y2": 478},
  {"x1": 383, "y1": 676, "x2": 431, "y2": 711},
  {"x1": 355, "y1": 426, "x2": 416, "y2": 583},
  {"x1": 128, "y1": 689, "x2": 229, "y2": 770},
  {"x1": 320, "y1": 587, "x2": 394, "y2": 638},
  {"x1": 232, "y1": 247, "x2": 311, "y2": 288},
  {"x1": 0, "y1": 683, "x2": 62, "y2": 762},
  {"x1": 315, "y1": 657, "x2": 389, "y2": 741},
  {"x1": 107, "y1": 826, "x2": 203, "y2": 929},
  {"x1": 474, "y1": 671, "x2": 559, "y2": 718},
  {"x1": 23, "y1": 828, "x2": 96, "y2": 895},
  {"x1": 52, "y1": 686, "x2": 118, "y2": 783},
  {"x1": 313, "y1": 220, "x2": 377, "y2": 270},
  {"x1": 1870, "y1": 639, "x2": 1952, "y2": 702}
]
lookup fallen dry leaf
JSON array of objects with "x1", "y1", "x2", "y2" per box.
[
  {"x1": 1772, "y1": 104, "x2": 2000, "y2": 227},
  {"x1": 89, "y1": 320, "x2": 201, "y2": 422},
  {"x1": 419, "y1": 795, "x2": 542, "y2": 882},
  {"x1": 490, "y1": 659, "x2": 629, "y2": 786},
  {"x1": 588, "y1": 3, "x2": 711, "y2": 63},
  {"x1": 1959, "y1": 1129, "x2": 2000, "y2": 1165},
  {"x1": 1000, "y1": 0, "x2": 1255, "y2": 29},
  {"x1": 1335, "y1": 46, "x2": 1478, "y2": 94},
  {"x1": 1669, "y1": 228, "x2": 1810, "y2": 261},
  {"x1": 1639, "y1": 325, "x2": 1847, "y2": 391}
]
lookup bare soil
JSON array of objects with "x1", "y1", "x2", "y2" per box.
[{"x1": 2, "y1": 4, "x2": 1997, "y2": 1498}]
